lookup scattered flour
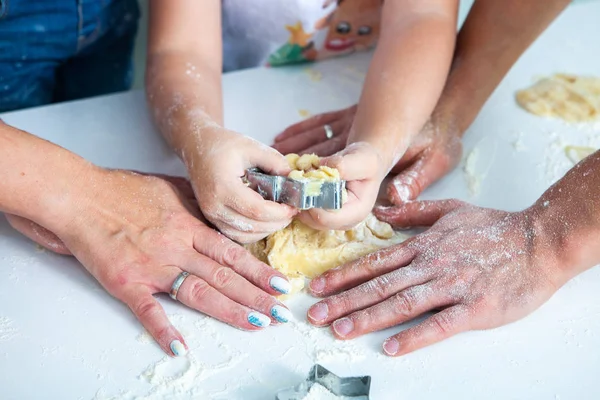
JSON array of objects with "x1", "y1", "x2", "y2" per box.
[
  {"x1": 463, "y1": 148, "x2": 482, "y2": 197},
  {"x1": 0, "y1": 317, "x2": 18, "y2": 342}
]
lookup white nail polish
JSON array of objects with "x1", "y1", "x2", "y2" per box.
[
  {"x1": 270, "y1": 276, "x2": 291, "y2": 294},
  {"x1": 170, "y1": 340, "x2": 187, "y2": 357},
  {"x1": 271, "y1": 305, "x2": 293, "y2": 323},
  {"x1": 248, "y1": 311, "x2": 271, "y2": 328}
]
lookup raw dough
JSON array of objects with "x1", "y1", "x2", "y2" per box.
[
  {"x1": 246, "y1": 154, "x2": 406, "y2": 294},
  {"x1": 516, "y1": 74, "x2": 600, "y2": 122}
]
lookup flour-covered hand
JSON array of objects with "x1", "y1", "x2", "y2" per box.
[
  {"x1": 306, "y1": 200, "x2": 565, "y2": 356},
  {"x1": 298, "y1": 142, "x2": 387, "y2": 231},
  {"x1": 187, "y1": 127, "x2": 297, "y2": 243}
]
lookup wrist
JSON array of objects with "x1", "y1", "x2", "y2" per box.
[
  {"x1": 525, "y1": 199, "x2": 600, "y2": 286},
  {"x1": 36, "y1": 158, "x2": 102, "y2": 235}
]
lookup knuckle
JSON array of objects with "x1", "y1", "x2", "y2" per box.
[
  {"x1": 391, "y1": 291, "x2": 415, "y2": 317},
  {"x1": 330, "y1": 292, "x2": 355, "y2": 313},
  {"x1": 431, "y1": 313, "x2": 454, "y2": 336},
  {"x1": 254, "y1": 293, "x2": 275, "y2": 311},
  {"x1": 222, "y1": 245, "x2": 247, "y2": 266},
  {"x1": 189, "y1": 279, "x2": 212, "y2": 302},
  {"x1": 211, "y1": 266, "x2": 236, "y2": 290},
  {"x1": 131, "y1": 298, "x2": 158, "y2": 320},
  {"x1": 364, "y1": 276, "x2": 390, "y2": 300}
]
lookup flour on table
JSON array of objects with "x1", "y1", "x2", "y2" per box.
[
  {"x1": 0, "y1": 317, "x2": 18, "y2": 342},
  {"x1": 516, "y1": 74, "x2": 600, "y2": 122},
  {"x1": 463, "y1": 147, "x2": 482, "y2": 197}
]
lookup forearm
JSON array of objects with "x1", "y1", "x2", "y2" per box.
[
  {"x1": 349, "y1": 2, "x2": 457, "y2": 169},
  {"x1": 0, "y1": 124, "x2": 93, "y2": 230},
  {"x1": 530, "y1": 152, "x2": 600, "y2": 282},
  {"x1": 146, "y1": 52, "x2": 223, "y2": 163},
  {"x1": 145, "y1": 0, "x2": 223, "y2": 166},
  {"x1": 433, "y1": 0, "x2": 570, "y2": 135}
]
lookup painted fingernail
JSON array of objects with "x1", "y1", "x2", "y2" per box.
[
  {"x1": 307, "y1": 302, "x2": 328, "y2": 322},
  {"x1": 310, "y1": 277, "x2": 325, "y2": 294},
  {"x1": 270, "y1": 276, "x2": 291, "y2": 295},
  {"x1": 332, "y1": 318, "x2": 354, "y2": 337},
  {"x1": 383, "y1": 338, "x2": 400, "y2": 356},
  {"x1": 170, "y1": 340, "x2": 187, "y2": 357},
  {"x1": 271, "y1": 305, "x2": 293, "y2": 323},
  {"x1": 248, "y1": 311, "x2": 271, "y2": 328}
]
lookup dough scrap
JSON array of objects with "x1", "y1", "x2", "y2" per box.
[
  {"x1": 246, "y1": 214, "x2": 407, "y2": 295},
  {"x1": 246, "y1": 154, "x2": 405, "y2": 295},
  {"x1": 564, "y1": 145, "x2": 596, "y2": 164},
  {"x1": 516, "y1": 74, "x2": 600, "y2": 122}
]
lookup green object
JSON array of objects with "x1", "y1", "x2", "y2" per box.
[{"x1": 268, "y1": 43, "x2": 310, "y2": 66}]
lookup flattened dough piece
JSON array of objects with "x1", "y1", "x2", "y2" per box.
[
  {"x1": 516, "y1": 74, "x2": 600, "y2": 122},
  {"x1": 564, "y1": 145, "x2": 597, "y2": 164},
  {"x1": 246, "y1": 214, "x2": 407, "y2": 294},
  {"x1": 285, "y1": 153, "x2": 347, "y2": 202}
]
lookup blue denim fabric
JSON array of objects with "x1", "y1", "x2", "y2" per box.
[{"x1": 0, "y1": 0, "x2": 140, "y2": 112}]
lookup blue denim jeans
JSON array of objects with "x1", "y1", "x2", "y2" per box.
[{"x1": 0, "y1": 0, "x2": 140, "y2": 113}]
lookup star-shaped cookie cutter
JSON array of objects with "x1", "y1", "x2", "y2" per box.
[{"x1": 275, "y1": 364, "x2": 371, "y2": 399}]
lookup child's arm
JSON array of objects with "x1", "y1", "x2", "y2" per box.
[
  {"x1": 146, "y1": 0, "x2": 295, "y2": 243},
  {"x1": 300, "y1": 0, "x2": 458, "y2": 230}
]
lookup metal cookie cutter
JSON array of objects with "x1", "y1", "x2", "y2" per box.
[
  {"x1": 244, "y1": 168, "x2": 346, "y2": 210},
  {"x1": 275, "y1": 364, "x2": 371, "y2": 399}
]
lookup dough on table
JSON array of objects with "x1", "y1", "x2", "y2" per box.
[
  {"x1": 246, "y1": 153, "x2": 407, "y2": 295},
  {"x1": 516, "y1": 74, "x2": 600, "y2": 122}
]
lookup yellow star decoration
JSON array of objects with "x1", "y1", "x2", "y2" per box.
[{"x1": 285, "y1": 22, "x2": 312, "y2": 47}]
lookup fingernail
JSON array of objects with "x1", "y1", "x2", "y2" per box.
[
  {"x1": 310, "y1": 277, "x2": 326, "y2": 294},
  {"x1": 332, "y1": 318, "x2": 354, "y2": 337},
  {"x1": 383, "y1": 338, "x2": 400, "y2": 356},
  {"x1": 170, "y1": 340, "x2": 187, "y2": 357},
  {"x1": 248, "y1": 311, "x2": 271, "y2": 328},
  {"x1": 270, "y1": 276, "x2": 291, "y2": 295},
  {"x1": 307, "y1": 302, "x2": 328, "y2": 322},
  {"x1": 271, "y1": 305, "x2": 293, "y2": 323}
]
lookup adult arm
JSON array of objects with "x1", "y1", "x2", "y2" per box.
[{"x1": 305, "y1": 151, "x2": 600, "y2": 356}]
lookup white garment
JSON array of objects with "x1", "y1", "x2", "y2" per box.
[{"x1": 221, "y1": 0, "x2": 383, "y2": 71}]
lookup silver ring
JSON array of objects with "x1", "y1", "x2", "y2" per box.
[
  {"x1": 169, "y1": 271, "x2": 190, "y2": 300},
  {"x1": 324, "y1": 124, "x2": 334, "y2": 140}
]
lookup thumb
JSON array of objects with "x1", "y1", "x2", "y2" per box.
[
  {"x1": 387, "y1": 152, "x2": 453, "y2": 205},
  {"x1": 321, "y1": 144, "x2": 380, "y2": 181},
  {"x1": 373, "y1": 199, "x2": 465, "y2": 228},
  {"x1": 249, "y1": 147, "x2": 291, "y2": 176}
]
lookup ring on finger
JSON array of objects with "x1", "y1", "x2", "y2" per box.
[
  {"x1": 169, "y1": 271, "x2": 190, "y2": 301},
  {"x1": 324, "y1": 124, "x2": 334, "y2": 140}
]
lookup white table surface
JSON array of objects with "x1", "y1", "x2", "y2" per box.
[{"x1": 1, "y1": 3, "x2": 600, "y2": 399}]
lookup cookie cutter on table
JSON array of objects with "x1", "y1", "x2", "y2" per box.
[
  {"x1": 275, "y1": 364, "x2": 371, "y2": 399},
  {"x1": 244, "y1": 168, "x2": 346, "y2": 210}
]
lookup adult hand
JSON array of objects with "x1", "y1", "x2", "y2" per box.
[
  {"x1": 3, "y1": 173, "x2": 195, "y2": 255},
  {"x1": 386, "y1": 120, "x2": 462, "y2": 204},
  {"x1": 38, "y1": 168, "x2": 293, "y2": 356},
  {"x1": 187, "y1": 127, "x2": 297, "y2": 243},
  {"x1": 306, "y1": 200, "x2": 564, "y2": 356},
  {"x1": 298, "y1": 142, "x2": 387, "y2": 231},
  {"x1": 272, "y1": 105, "x2": 356, "y2": 157},
  {"x1": 273, "y1": 106, "x2": 462, "y2": 205}
]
